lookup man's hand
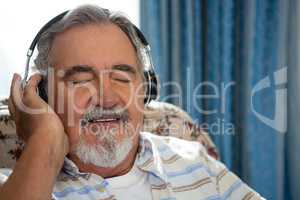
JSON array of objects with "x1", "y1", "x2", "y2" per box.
[
  {"x1": 0, "y1": 73, "x2": 69, "y2": 200},
  {"x1": 8, "y1": 73, "x2": 68, "y2": 152}
]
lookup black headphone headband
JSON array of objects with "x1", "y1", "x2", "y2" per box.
[
  {"x1": 25, "y1": 9, "x2": 159, "y2": 104},
  {"x1": 28, "y1": 11, "x2": 69, "y2": 55}
]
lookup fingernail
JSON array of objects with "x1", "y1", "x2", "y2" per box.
[
  {"x1": 15, "y1": 73, "x2": 21, "y2": 80},
  {"x1": 12, "y1": 73, "x2": 18, "y2": 81}
]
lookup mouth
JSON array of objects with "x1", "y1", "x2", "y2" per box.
[
  {"x1": 82, "y1": 116, "x2": 124, "y2": 135},
  {"x1": 88, "y1": 117, "x2": 121, "y2": 124},
  {"x1": 87, "y1": 115, "x2": 122, "y2": 124},
  {"x1": 80, "y1": 108, "x2": 129, "y2": 135}
]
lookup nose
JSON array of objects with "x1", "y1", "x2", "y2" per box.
[{"x1": 95, "y1": 73, "x2": 119, "y2": 109}]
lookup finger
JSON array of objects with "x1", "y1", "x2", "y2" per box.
[
  {"x1": 23, "y1": 74, "x2": 42, "y2": 97},
  {"x1": 10, "y1": 73, "x2": 22, "y2": 108},
  {"x1": 8, "y1": 96, "x2": 16, "y2": 118},
  {"x1": 10, "y1": 73, "x2": 19, "y2": 104}
]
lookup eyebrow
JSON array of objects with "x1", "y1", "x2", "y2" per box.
[
  {"x1": 62, "y1": 65, "x2": 95, "y2": 78},
  {"x1": 112, "y1": 64, "x2": 137, "y2": 74}
]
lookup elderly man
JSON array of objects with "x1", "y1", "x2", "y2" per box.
[{"x1": 0, "y1": 5, "x2": 264, "y2": 200}]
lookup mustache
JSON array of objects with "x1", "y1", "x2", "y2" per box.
[{"x1": 80, "y1": 106, "x2": 129, "y2": 126}]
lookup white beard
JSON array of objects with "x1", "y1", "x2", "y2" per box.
[{"x1": 74, "y1": 131, "x2": 133, "y2": 168}]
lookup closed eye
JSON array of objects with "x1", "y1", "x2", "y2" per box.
[
  {"x1": 70, "y1": 79, "x2": 93, "y2": 85},
  {"x1": 111, "y1": 71, "x2": 132, "y2": 83},
  {"x1": 113, "y1": 78, "x2": 130, "y2": 83},
  {"x1": 66, "y1": 72, "x2": 94, "y2": 85}
]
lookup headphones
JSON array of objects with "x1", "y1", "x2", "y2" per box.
[{"x1": 23, "y1": 10, "x2": 159, "y2": 104}]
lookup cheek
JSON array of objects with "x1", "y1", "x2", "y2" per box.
[
  {"x1": 55, "y1": 84, "x2": 96, "y2": 136},
  {"x1": 111, "y1": 83, "x2": 133, "y2": 103},
  {"x1": 128, "y1": 83, "x2": 145, "y2": 127},
  {"x1": 114, "y1": 79, "x2": 145, "y2": 110},
  {"x1": 66, "y1": 83, "x2": 97, "y2": 114},
  {"x1": 133, "y1": 81, "x2": 145, "y2": 115}
]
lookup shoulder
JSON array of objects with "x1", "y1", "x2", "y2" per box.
[
  {"x1": 140, "y1": 132, "x2": 223, "y2": 174},
  {"x1": 139, "y1": 132, "x2": 265, "y2": 199}
]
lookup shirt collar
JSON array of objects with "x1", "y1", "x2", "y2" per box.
[
  {"x1": 62, "y1": 157, "x2": 91, "y2": 180},
  {"x1": 136, "y1": 132, "x2": 169, "y2": 183}
]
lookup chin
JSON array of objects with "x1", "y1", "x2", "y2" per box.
[{"x1": 73, "y1": 130, "x2": 134, "y2": 168}]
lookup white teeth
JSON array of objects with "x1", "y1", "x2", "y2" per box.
[{"x1": 92, "y1": 118, "x2": 118, "y2": 123}]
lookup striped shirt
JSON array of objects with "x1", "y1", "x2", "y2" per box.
[{"x1": 0, "y1": 132, "x2": 264, "y2": 200}]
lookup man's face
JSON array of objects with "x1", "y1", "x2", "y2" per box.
[{"x1": 48, "y1": 23, "x2": 145, "y2": 167}]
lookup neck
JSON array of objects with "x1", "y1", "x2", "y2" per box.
[{"x1": 68, "y1": 136, "x2": 140, "y2": 178}]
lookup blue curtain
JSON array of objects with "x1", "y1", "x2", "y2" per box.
[{"x1": 140, "y1": 0, "x2": 300, "y2": 200}]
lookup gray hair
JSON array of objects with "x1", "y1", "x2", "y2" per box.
[{"x1": 34, "y1": 4, "x2": 145, "y2": 76}]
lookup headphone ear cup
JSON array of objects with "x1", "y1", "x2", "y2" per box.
[
  {"x1": 38, "y1": 78, "x2": 48, "y2": 102},
  {"x1": 143, "y1": 70, "x2": 158, "y2": 104},
  {"x1": 148, "y1": 70, "x2": 158, "y2": 101},
  {"x1": 143, "y1": 71, "x2": 150, "y2": 104}
]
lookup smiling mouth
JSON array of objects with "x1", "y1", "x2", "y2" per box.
[
  {"x1": 84, "y1": 115, "x2": 125, "y2": 131},
  {"x1": 88, "y1": 117, "x2": 121, "y2": 123},
  {"x1": 81, "y1": 108, "x2": 129, "y2": 130},
  {"x1": 80, "y1": 117, "x2": 122, "y2": 136}
]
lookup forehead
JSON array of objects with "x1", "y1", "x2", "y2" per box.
[{"x1": 48, "y1": 23, "x2": 138, "y2": 71}]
